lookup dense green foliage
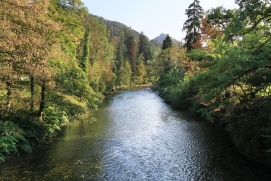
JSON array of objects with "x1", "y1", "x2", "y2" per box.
[
  {"x1": 0, "y1": 0, "x2": 155, "y2": 161},
  {"x1": 157, "y1": 0, "x2": 271, "y2": 167}
]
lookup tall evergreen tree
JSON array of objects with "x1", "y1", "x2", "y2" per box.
[
  {"x1": 114, "y1": 39, "x2": 125, "y2": 85},
  {"x1": 138, "y1": 32, "x2": 152, "y2": 61},
  {"x1": 126, "y1": 36, "x2": 138, "y2": 73},
  {"x1": 115, "y1": 40, "x2": 124, "y2": 69},
  {"x1": 182, "y1": 0, "x2": 203, "y2": 51},
  {"x1": 162, "y1": 34, "x2": 173, "y2": 50}
]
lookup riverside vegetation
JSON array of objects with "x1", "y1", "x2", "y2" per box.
[
  {"x1": 156, "y1": 0, "x2": 271, "y2": 167},
  {"x1": 1, "y1": 0, "x2": 271, "y2": 169},
  {"x1": 0, "y1": 0, "x2": 157, "y2": 161}
]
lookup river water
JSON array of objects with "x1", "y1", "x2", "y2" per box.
[{"x1": 0, "y1": 88, "x2": 271, "y2": 180}]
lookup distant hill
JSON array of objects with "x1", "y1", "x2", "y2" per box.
[
  {"x1": 92, "y1": 15, "x2": 141, "y2": 39},
  {"x1": 150, "y1": 33, "x2": 183, "y2": 49},
  {"x1": 152, "y1": 33, "x2": 168, "y2": 42},
  {"x1": 91, "y1": 15, "x2": 183, "y2": 52}
]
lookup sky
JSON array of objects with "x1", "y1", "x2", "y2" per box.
[{"x1": 81, "y1": 0, "x2": 238, "y2": 41}]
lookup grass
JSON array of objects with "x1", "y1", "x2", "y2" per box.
[{"x1": 57, "y1": 92, "x2": 87, "y2": 108}]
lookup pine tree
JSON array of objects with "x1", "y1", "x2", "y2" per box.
[
  {"x1": 126, "y1": 36, "x2": 138, "y2": 73},
  {"x1": 115, "y1": 40, "x2": 124, "y2": 71},
  {"x1": 138, "y1": 32, "x2": 152, "y2": 61},
  {"x1": 182, "y1": 0, "x2": 203, "y2": 51},
  {"x1": 162, "y1": 34, "x2": 173, "y2": 50}
]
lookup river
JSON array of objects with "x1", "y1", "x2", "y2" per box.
[{"x1": 0, "y1": 88, "x2": 270, "y2": 180}]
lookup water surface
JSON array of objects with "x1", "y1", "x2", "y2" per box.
[{"x1": 0, "y1": 88, "x2": 270, "y2": 180}]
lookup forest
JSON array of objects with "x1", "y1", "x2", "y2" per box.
[
  {"x1": 0, "y1": 0, "x2": 157, "y2": 161},
  {"x1": 0, "y1": 0, "x2": 271, "y2": 168}
]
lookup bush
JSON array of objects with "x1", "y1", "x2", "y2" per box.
[
  {"x1": 157, "y1": 72, "x2": 196, "y2": 110},
  {"x1": 42, "y1": 106, "x2": 69, "y2": 140},
  {"x1": 0, "y1": 121, "x2": 31, "y2": 162},
  {"x1": 0, "y1": 104, "x2": 71, "y2": 162}
]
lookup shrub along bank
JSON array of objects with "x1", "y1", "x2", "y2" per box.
[{"x1": 155, "y1": 0, "x2": 271, "y2": 166}]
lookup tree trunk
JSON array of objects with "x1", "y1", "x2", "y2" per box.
[
  {"x1": 39, "y1": 82, "x2": 46, "y2": 118},
  {"x1": 30, "y1": 75, "x2": 34, "y2": 115},
  {"x1": 79, "y1": 93, "x2": 83, "y2": 102},
  {"x1": 5, "y1": 81, "x2": 12, "y2": 113}
]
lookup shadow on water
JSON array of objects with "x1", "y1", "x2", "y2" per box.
[{"x1": 0, "y1": 88, "x2": 271, "y2": 180}]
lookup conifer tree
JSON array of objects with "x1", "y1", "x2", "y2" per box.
[
  {"x1": 81, "y1": 30, "x2": 90, "y2": 72},
  {"x1": 182, "y1": 0, "x2": 203, "y2": 51},
  {"x1": 162, "y1": 34, "x2": 173, "y2": 50},
  {"x1": 138, "y1": 32, "x2": 152, "y2": 61},
  {"x1": 126, "y1": 36, "x2": 138, "y2": 73}
]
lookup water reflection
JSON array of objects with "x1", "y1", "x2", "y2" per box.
[{"x1": 0, "y1": 88, "x2": 270, "y2": 180}]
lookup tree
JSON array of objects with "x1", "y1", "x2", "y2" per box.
[
  {"x1": 182, "y1": 0, "x2": 204, "y2": 51},
  {"x1": 114, "y1": 37, "x2": 125, "y2": 85},
  {"x1": 0, "y1": 0, "x2": 59, "y2": 116},
  {"x1": 87, "y1": 17, "x2": 115, "y2": 93},
  {"x1": 207, "y1": 6, "x2": 234, "y2": 32},
  {"x1": 162, "y1": 34, "x2": 173, "y2": 50},
  {"x1": 119, "y1": 61, "x2": 132, "y2": 86},
  {"x1": 138, "y1": 32, "x2": 152, "y2": 61},
  {"x1": 0, "y1": 0, "x2": 33, "y2": 113},
  {"x1": 115, "y1": 33, "x2": 125, "y2": 71},
  {"x1": 235, "y1": 0, "x2": 270, "y2": 27},
  {"x1": 80, "y1": 29, "x2": 90, "y2": 72},
  {"x1": 133, "y1": 54, "x2": 147, "y2": 84},
  {"x1": 197, "y1": 18, "x2": 222, "y2": 49},
  {"x1": 126, "y1": 36, "x2": 138, "y2": 73},
  {"x1": 153, "y1": 0, "x2": 271, "y2": 167},
  {"x1": 227, "y1": 0, "x2": 271, "y2": 39}
]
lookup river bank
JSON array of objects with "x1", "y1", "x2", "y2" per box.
[{"x1": 154, "y1": 83, "x2": 271, "y2": 169}]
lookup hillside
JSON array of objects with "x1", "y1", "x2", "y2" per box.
[{"x1": 93, "y1": 15, "x2": 141, "y2": 39}]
